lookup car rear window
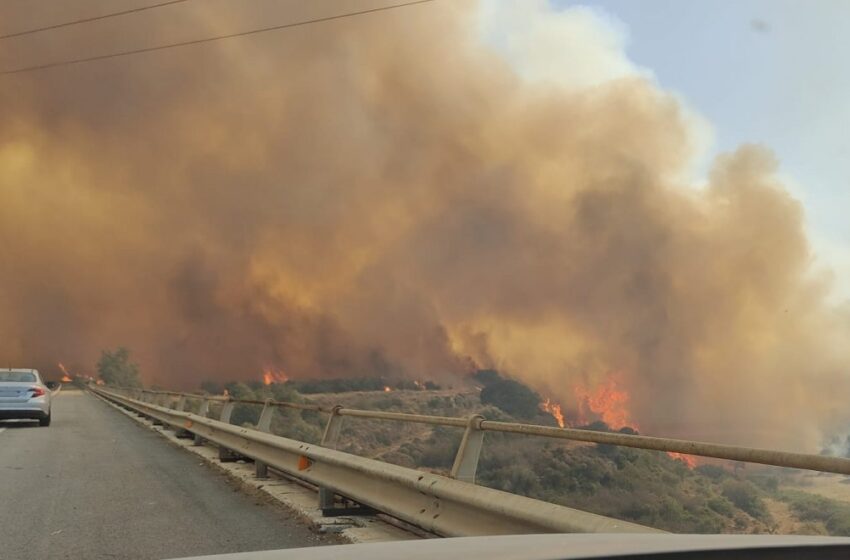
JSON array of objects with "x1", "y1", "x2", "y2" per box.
[{"x1": 0, "y1": 371, "x2": 37, "y2": 382}]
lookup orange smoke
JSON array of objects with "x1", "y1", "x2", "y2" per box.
[
  {"x1": 574, "y1": 375, "x2": 637, "y2": 430},
  {"x1": 540, "y1": 397, "x2": 566, "y2": 428},
  {"x1": 262, "y1": 367, "x2": 289, "y2": 386}
]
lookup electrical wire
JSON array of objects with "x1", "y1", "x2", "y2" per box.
[
  {"x1": 1, "y1": 0, "x2": 435, "y2": 75},
  {"x1": 0, "y1": 0, "x2": 192, "y2": 41}
]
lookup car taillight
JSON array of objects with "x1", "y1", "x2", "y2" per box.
[{"x1": 30, "y1": 386, "x2": 46, "y2": 398}]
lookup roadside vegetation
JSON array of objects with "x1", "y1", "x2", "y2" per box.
[
  {"x1": 189, "y1": 373, "x2": 850, "y2": 536},
  {"x1": 96, "y1": 347, "x2": 142, "y2": 388}
]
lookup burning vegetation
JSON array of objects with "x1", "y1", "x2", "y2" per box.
[
  {"x1": 261, "y1": 367, "x2": 288, "y2": 386},
  {"x1": 58, "y1": 363, "x2": 73, "y2": 384},
  {"x1": 574, "y1": 376, "x2": 636, "y2": 431},
  {"x1": 540, "y1": 398, "x2": 565, "y2": 428}
]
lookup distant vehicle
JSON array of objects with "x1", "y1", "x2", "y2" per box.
[{"x1": 0, "y1": 368, "x2": 52, "y2": 426}]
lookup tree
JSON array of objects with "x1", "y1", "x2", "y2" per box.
[
  {"x1": 480, "y1": 377, "x2": 541, "y2": 419},
  {"x1": 97, "y1": 347, "x2": 142, "y2": 388},
  {"x1": 721, "y1": 479, "x2": 769, "y2": 520}
]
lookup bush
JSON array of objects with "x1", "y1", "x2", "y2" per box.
[
  {"x1": 721, "y1": 480, "x2": 769, "y2": 521},
  {"x1": 475, "y1": 370, "x2": 540, "y2": 419},
  {"x1": 695, "y1": 464, "x2": 729, "y2": 481},
  {"x1": 97, "y1": 347, "x2": 141, "y2": 388},
  {"x1": 707, "y1": 496, "x2": 734, "y2": 516},
  {"x1": 782, "y1": 490, "x2": 850, "y2": 536}
]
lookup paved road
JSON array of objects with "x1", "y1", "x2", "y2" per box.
[{"x1": 0, "y1": 389, "x2": 328, "y2": 560}]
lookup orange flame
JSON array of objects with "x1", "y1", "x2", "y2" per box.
[
  {"x1": 667, "y1": 452, "x2": 698, "y2": 468},
  {"x1": 58, "y1": 362, "x2": 73, "y2": 383},
  {"x1": 574, "y1": 375, "x2": 637, "y2": 430},
  {"x1": 262, "y1": 367, "x2": 288, "y2": 386},
  {"x1": 383, "y1": 386, "x2": 392, "y2": 392},
  {"x1": 540, "y1": 398, "x2": 565, "y2": 428}
]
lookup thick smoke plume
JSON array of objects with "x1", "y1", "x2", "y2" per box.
[{"x1": 1, "y1": 1, "x2": 847, "y2": 450}]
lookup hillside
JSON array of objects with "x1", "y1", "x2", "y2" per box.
[{"x1": 204, "y1": 378, "x2": 850, "y2": 535}]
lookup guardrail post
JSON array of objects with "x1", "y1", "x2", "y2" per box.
[
  {"x1": 137, "y1": 391, "x2": 151, "y2": 416},
  {"x1": 173, "y1": 396, "x2": 194, "y2": 439},
  {"x1": 219, "y1": 399, "x2": 234, "y2": 423},
  {"x1": 450, "y1": 414, "x2": 485, "y2": 484},
  {"x1": 218, "y1": 398, "x2": 239, "y2": 462},
  {"x1": 151, "y1": 394, "x2": 167, "y2": 425},
  {"x1": 318, "y1": 406, "x2": 344, "y2": 509},
  {"x1": 254, "y1": 399, "x2": 275, "y2": 478},
  {"x1": 320, "y1": 406, "x2": 344, "y2": 449},
  {"x1": 193, "y1": 399, "x2": 210, "y2": 446}
]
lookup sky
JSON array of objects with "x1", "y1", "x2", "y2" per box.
[{"x1": 486, "y1": 0, "x2": 850, "y2": 300}]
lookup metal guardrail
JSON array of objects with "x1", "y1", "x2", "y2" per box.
[
  {"x1": 116, "y1": 386, "x2": 850, "y2": 477},
  {"x1": 91, "y1": 383, "x2": 850, "y2": 538},
  {"x1": 92, "y1": 386, "x2": 659, "y2": 536}
]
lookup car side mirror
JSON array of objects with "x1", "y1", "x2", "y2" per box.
[{"x1": 45, "y1": 381, "x2": 59, "y2": 390}]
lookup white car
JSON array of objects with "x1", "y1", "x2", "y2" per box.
[{"x1": 0, "y1": 368, "x2": 52, "y2": 426}]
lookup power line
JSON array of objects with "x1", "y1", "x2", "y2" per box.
[
  {"x1": 0, "y1": 0, "x2": 192, "y2": 41},
  {"x1": 1, "y1": 0, "x2": 436, "y2": 75}
]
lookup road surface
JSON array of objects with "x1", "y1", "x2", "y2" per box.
[{"x1": 0, "y1": 389, "x2": 328, "y2": 560}]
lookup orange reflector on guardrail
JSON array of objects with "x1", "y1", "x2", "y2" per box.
[
  {"x1": 298, "y1": 455, "x2": 312, "y2": 470},
  {"x1": 184, "y1": 419, "x2": 193, "y2": 429}
]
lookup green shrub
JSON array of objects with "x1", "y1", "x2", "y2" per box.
[
  {"x1": 782, "y1": 490, "x2": 850, "y2": 536},
  {"x1": 479, "y1": 378, "x2": 540, "y2": 419},
  {"x1": 97, "y1": 347, "x2": 141, "y2": 388},
  {"x1": 721, "y1": 480, "x2": 770, "y2": 521}
]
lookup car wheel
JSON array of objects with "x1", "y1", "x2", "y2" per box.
[{"x1": 39, "y1": 412, "x2": 51, "y2": 427}]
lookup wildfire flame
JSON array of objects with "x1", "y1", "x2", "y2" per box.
[
  {"x1": 667, "y1": 452, "x2": 698, "y2": 468},
  {"x1": 574, "y1": 375, "x2": 636, "y2": 430},
  {"x1": 383, "y1": 386, "x2": 392, "y2": 392},
  {"x1": 58, "y1": 362, "x2": 73, "y2": 383},
  {"x1": 573, "y1": 374, "x2": 698, "y2": 468},
  {"x1": 540, "y1": 397, "x2": 565, "y2": 428},
  {"x1": 262, "y1": 367, "x2": 289, "y2": 386}
]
